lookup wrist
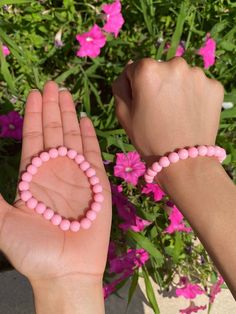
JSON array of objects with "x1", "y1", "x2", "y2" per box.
[
  {"x1": 156, "y1": 157, "x2": 223, "y2": 193},
  {"x1": 30, "y1": 273, "x2": 104, "y2": 314}
]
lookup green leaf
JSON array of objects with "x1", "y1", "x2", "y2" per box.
[
  {"x1": 221, "y1": 107, "x2": 236, "y2": 119},
  {"x1": 126, "y1": 271, "x2": 139, "y2": 308},
  {"x1": 0, "y1": 43, "x2": 16, "y2": 93},
  {"x1": 127, "y1": 230, "x2": 164, "y2": 267},
  {"x1": 142, "y1": 266, "x2": 160, "y2": 314},
  {"x1": 173, "y1": 232, "x2": 184, "y2": 263},
  {"x1": 0, "y1": 0, "x2": 34, "y2": 4},
  {"x1": 167, "y1": 2, "x2": 188, "y2": 60}
]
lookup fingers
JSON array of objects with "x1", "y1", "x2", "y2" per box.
[
  {"x1": 20, "y1": 90, "x2": 44, "y2": 173},
  {"x1": 112, "y1": 70, "x2": 132, "y2": 137},
  {"x1": 59, "y1": 90, "x2": 83, "y2": 153},
  {"x1": 42, "y1": 81, "x2": 63, "y2": 149},
  {"x1": 80, "y1": 116, "x2": 104, "y2": 169}
]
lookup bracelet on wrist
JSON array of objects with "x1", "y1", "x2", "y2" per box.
[{"x1": 144, "y1": 145, "x2": 226, "y2": 184}]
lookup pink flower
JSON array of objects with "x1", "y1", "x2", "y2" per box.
[
  {"x1": 198, "y1": 33, "x2": 216, "y2": 69},
  {"x1": 0, "y1": 111, "x2": 23, "y2": 140},
  {"x1": 209, "y1": 275, "x2": 224, "y2": 303},
  {"x1": 111, "y1": 184, "x2": 151, "y2": 232},
  {"x1": 76, "y1": 24, "x2": 106, "y2": 58},
  {"x1": 114, "y1": 151, "x2": 145, "y2": 186},
  {"x1": 109, "y1": 248, "x2": 149, "y2": 274},
  {"x1": 166, "y1": 42, "x2": 185, "y2": 57},
  {"x1": 2, "y1": 44, "x2": 10, "y2": 56},
  {"x1": 175, "y1": 44, "x2": 185, "y2": 57},
  {"x1": 180, "y1": 301, "x2": 207, "y2": 314},
  {"x1": 142, "y1": 183, "x2": 165, "y2": 201},
  {"x1": 102, "y1": 0, "x2": 124, "y2": 37},
  {"x1": 164, "y1": 205, "x2": 192, "y2": 234},
  {"x1": 104, "y1": 247, "x2": 149, "y2": 299},
  {"x1": 176, "y1": 282, "x2": 204, "y2": 299}
]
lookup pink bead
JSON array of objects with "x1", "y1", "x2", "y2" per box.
[
  {"x1": 178, "y1": 149, "x2": 188, "y2": 160},
  {"x1": 27, "y1": 197, "x2": 38, "y2": 209},
  {"x1": 86, "y1": 210, "x2": 97, "y2": 221},
  {"x1": 147, "y1": 168, "x2": 156, "y2": 177},
  {"x1": 40, "y1": 152, "x2": 50, "y2": 162},
  {"x1": 198, "y1": 145, "x2": 208, "y2": 156},
  {"x1": 93, "y1": 184, "x2": 103, "y2": 193},
  {"x1": 35, "y1": 202, "x2": 46, "y2": 214},
  {"x1": 58, "y1": 146, "x2": 68, "y2": 157},
  {"x1": 215, "y1": 146, "x2": 222, "y2": 158},
  {"x1": 188, "y1": 147, "x2": 199, "y2": 158},
  {"x1": 151, "y1": 162, "x2": 162, "y2": 173},
  {"x1": 89, "y1": 176, "x2": 99, "y2": 185},
  {"x1": 60, "y1": 219, "x2": 71, "y2": 231},
  {"x1": 144, "y1": 174, "x2": 154, "y2": 183},
  {"x1": 22, "y1": 172, "x2": 32, "y2": 182},
  {"x1": 67, "y1": 149, "x2": 77, "y2": 159},
  {"x1": 27, "y1": 164, "x2": 38, "y2": 175},
  {"x1": 43, "y1": 208, "x2": 54, "y2": 220},
  {"x1": 80, "y1": 161, "x2": 90, "y2": 171},
  {"x1": 86, "y1": 168, "x2": 96, "y2": 178},
  {"x1": 91, "y1": 202, "x2": 102, "y2": 212},
  {"x1": 168, "y1": 152, "x2": 180, "y2": 163},
  {"x1": 75, "y1": 154, "x2": 85, "y2": 165},
  {"x1": 80, "y1": 218, "x2": 92, "y2": 230},
  {"x1": 219, "y1": 147, "x2": 226, "y2": 157},
  {"x1": 18, "y1": 181, "x2": 29, "y2": 191},
  {"x1": 49, "y1": 148, "x2": 59, "y2": 159},
  {"x1": 20, "y1": 190, "x2": 32, "y2": 202},
  {"x1": 70, "y1": 221, "x2": 80, "y2": 232},
  {"x1": 206, "y1": 146, "x2": 215, "y2": 157},
  {"x1": 159, "y1": 156, "x2": 170, "y2": 168},
  {"x1": 51, "y1": 214, "x2": 62, "y2": 225},
  {"x1": 94, "y1": 193, "x2": 104, "y2": 203},
  {"x1": 32, "y1": 157, "x2": 43, "y2": 167}
]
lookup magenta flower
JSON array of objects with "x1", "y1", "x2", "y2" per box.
[
  {"x1": 209, "y1": 275, "x2": 224, "y2": 303},
  {"x1": 114, "y1": 151, "x2": 145, "y2": 186},
  {"x1": 175, "y1": 44, "x2": 185, "y2": 57},
  {"x1": 198, "y1": 33, "x2": 216, "y2": 69},
  {"x1": 111, "y1": 184, "x2": 151, "y2": 232},
  {"x1": 164, "y1": 205, "x2": 192, "y2": 234},
  {"x1": 166, "y1": 42, "x2": 185, "y2": 57},
  {"x1": 76, "y1": 24, "x2": 106, "y2": 58},
  {"x1": 179, "y1": 302, "x2": 207, "y2": 314},
  {"x1": 176, "y1": 282, "x2": 204, "y2": 299},
  {"x1": 104, "y1": 246, "x2": 149, "y2": 299},
  {"x1": 102, "y1": 0, "x2": 124, "y2": 37},
  {"x1": 0, "y1": 111, "x2": 23, "y2": 140},
  {"x1": 2, "y1": 44, "x2": 10, "y2": 56},
  {"x1": 142, "y1": 183, "x2": 165, "y2": 201}
]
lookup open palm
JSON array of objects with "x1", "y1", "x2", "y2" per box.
[{"x1": 0, "y1": 82, "x2": 111, "y2": 283}]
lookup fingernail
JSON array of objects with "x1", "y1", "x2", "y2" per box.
[
  {"x1": 59, "y1": 87, "x2": 67, "y2": 92},
  {"x1": 127, "y1": 59, "x2": 133, "y2": 64},
  {"x1": 31, "y1": 89, "x2": 39, "y2": 92},
  {"x1": 80, "y1": 112, "x2": 87, "y2": 118}
]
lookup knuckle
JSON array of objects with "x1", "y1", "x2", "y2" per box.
[
  {"x1": 44, "y1": 121, "x2": 62, "y2": 130},
  {"x1": 135, "y1": 58, "x2": 158, "y2": 77},
  {"x1": 169, "y1": 57, "x2": 189, "y2": 73},
  {"x1": 191, "y1": 66, "x2": 205, "y2": 78},
  {"x1": 211, "y1": 79, "x2": 225, "y2": 98},
  {"x1": 23, "y1": 130, "x2": 42, "y2": 139},
  {"x1": 64, "y1": 129, "x2": 80, "y2": 137}
]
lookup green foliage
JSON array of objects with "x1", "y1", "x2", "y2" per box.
[{"x1": 0, "y1": 0, "x2": 236, "y2": 311}]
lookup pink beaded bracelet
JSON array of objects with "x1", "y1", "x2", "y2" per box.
[
  {"x1": 18, "y1": 146, "x2": 104, "y2": 232},
  {"x1": 144, "y1": 145, "x2": 226, "y2": 184}
]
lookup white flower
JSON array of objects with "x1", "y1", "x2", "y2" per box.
[{"x1": 222, "y1": 102, "x2": 234, "y2": 109}]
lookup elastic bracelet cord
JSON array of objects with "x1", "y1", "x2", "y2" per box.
[{"x1": 144, "y1": 145, "x2": 226, "y2": 184}]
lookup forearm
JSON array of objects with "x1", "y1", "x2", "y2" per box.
[
  {"x1": 31, "y1": 274, "x2": 105, "y2": 314},
  {"x1": 158, "y1": 157, "x2": 236, "y2": 298}
]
